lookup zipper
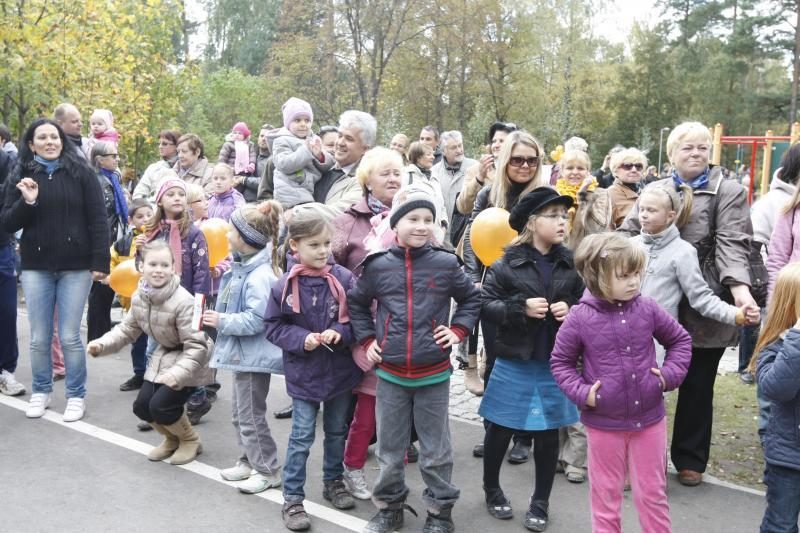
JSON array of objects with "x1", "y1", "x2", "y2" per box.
[
  {"x1": 405, "y1": 248, "x2": 413, "y2": 373},
  {"x1": 380, "y1": 313, "x2": 391, "y2": 350}
]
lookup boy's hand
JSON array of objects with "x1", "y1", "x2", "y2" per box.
[
  {"x1": 202, "y1": 310, "x2": 220, "y2": 328},
  {"x1": 366, "y1": 340, "x2": 382, "y2": 363},
  {"x1": 650, "y1": 368, "x2": 666, "y2": 390},
  {"x1": 319, "y1": 329, "x2": 342, "y2": 345},
  {"x1": 304, "y1": 333, "x2": 321, "y2": 352},
  {"x1": 134, "y1": 234, "x2": 147, "y2": 249},
  {"x1": 550, "y1": 301, "x2": 569, "y2": 321},
  {"x1": 87, "y1": 341, "x2": 103, "y2": 357},
  {"x1": 433, "y1": 325, "x2": 460, "y2": 348},
  {"x1": 586, "y1": 380, "x2": 601, "y2": 407},
  {"x1": 525, "y1": 297, "x2": 549, "y2": 319}
]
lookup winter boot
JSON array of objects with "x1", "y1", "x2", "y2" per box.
[
  {"x1": 163, "y1": 412, "x2": 203, "y2": 465},
  {"x1": 423, "y1": 506, "x2": 455, "y2": 533},
  {"x1": 147, "y1": 423, "x2": 180, "y2": 461},
  {"x1": 464, "y1": 353, "x2": 484, "y2": 396},
  {"x1": 363, "y1": 503, "x2": 417, "y2": 533}
]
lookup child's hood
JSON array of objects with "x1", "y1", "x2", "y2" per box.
[
  {"x1": 578, "y1": 289, "x2": 641, "y2": 312},
  {"x1": 266, "y1": 127, "x2": 301, "y2": 151}
]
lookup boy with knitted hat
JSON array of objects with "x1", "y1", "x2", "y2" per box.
[
  {"x1": 269, "y1": 97, "x2": 334, "y2": 209},
  {"x1": 218, "y1": 121, "x2": 257, "y2": 180},
  {"x1": 348, "y1": 187, "x2": 481, "y2": 533}
]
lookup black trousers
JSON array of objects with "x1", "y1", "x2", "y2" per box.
[
  {"x1": 133, "y1": 380, "x2": 194, "y2": 425},
  {"x1": 670, "y1": 346, "x2": 725, "y2": 473},
  {"x1": 87, "y1": 281, "x2": 115, "y2": 342}
]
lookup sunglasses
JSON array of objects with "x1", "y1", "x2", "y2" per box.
[
  {"x1": 508, "y1": 156, "x2": 540, "y2": 167},
  {"x1": 620, "y1": 162, "x2": 644, "y2": 171}
]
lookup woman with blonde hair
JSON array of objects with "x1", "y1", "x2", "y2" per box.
[{"x1": 607, "y1": 148, "x2": 647, "y2": 228}]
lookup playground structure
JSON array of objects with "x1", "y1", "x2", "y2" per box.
[{"x1": 712, "y1": 123, "x2": 800, "y2": 203}]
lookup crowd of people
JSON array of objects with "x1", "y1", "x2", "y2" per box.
[{"x1": 1, "y1": 97, "x2": 800, "y2": 533}]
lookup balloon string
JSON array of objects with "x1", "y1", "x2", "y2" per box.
[{"x1": 480, "y1": 267, "x2": 487, "y2": 285}]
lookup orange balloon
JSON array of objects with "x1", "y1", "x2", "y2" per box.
[
  {"x1": 470, "y1": 207, "x2": 518, "y2": 267},
  {"x1": 108, "y1": 259, "x2": 141, "y2": 298},
  {"x1": 200, "y1": 218, "x2": 231, "y2": 267}
]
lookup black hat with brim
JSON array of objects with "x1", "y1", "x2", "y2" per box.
[{"x1": 508, "y1": 187, "x2": 574, "y2": 232}]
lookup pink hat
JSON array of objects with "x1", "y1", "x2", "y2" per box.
[
  {"x1": 91, "y1": 108, "x2": 114, "y2": 129},
  {"x1": 155, "y1": 179, "x2": 187, "y2": 205},
  {"x1": 282, "y1": 97, "x2": 313, "y2": 130},
  {"x1": 232, "y1": 122, "x2": 251, "y2": 139}
]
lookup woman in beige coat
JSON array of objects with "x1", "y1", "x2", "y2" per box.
[{"x1": 88, "y1": 241, "x2": 213, "y2": 465}]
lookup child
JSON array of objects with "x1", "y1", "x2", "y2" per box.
[
  {"x1": 264, "y1": 205, "x2": 363, "y2": 532},
  {"x1": 271, "y1": 97, "x2": 334, "y2": 208},
  {"x1": 204, "y1": 201, "x2": 285, "y2": 495},
  {"x1": 208, "y1": 163, "x2": 245, "y2": 221},
  {"x1": 550, "y1": 233, "x2": 692, "y2": 533},
  {"x1": 218, "y1": 121, "x2": 257, "y2": 177},
  {"x1": 186, "y1": 183, "x2": 209, "y2": 223},
  {"x1": 348, "y1": 191, "x2": 480, "y2": 533},
  {"x1": 109, "y1": 198, "x2": 154, "y2": 392},
  {"x1": 479, "y1": 187, "x2": 584, "y2": 531},
  {"x1": 88, "y1": 240, "x2": 213, "y2": 465},
  {"x1": 87, "y1": 108, "x2": 120, "y2": 154},
  {"x1": 633, "y1": 183, "x2": 758, "y2": 334},
  {"x1": 749, "y1": 262, "x2": 800, "y2": 531}
]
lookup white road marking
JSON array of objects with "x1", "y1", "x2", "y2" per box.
[{"x1": 0, "y1": 394, "x2": 369, "y2": 532}]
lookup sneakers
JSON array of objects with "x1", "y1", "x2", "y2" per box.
[
  {"x1": 119, "y1": 374, "x2": 144, "y2": 392},
  {"x1": 137, "y1": 420, "x2": 154, "y2": 431},
  {"x1": 63, "y1": 398, "x2": 86, "y2": 422},
  {"x1": 343, "y1": 467, "x2": 372, "y2": 500},
  {"x1": 472, "y1": 443, "x2": 484, "y2": 457},
  {"x1": 507, "y1": 440, "x2": 531, "y2": 464},
  {"x1": 282, "y1": 502, "x2": 311, "y2": 531},
  {"x1": 238, "y1": 471, "x2": 281, "y2": 494},
  {"x1": 406, "y1": 443, "x2": 419, "y2": 464},
  {"x1": 363, "y1": 504, "x2": 417, "y2": 533},
  {"x1": 739, "y1": 371, "x2": 755, "y2": 385},
  {"x1": 0, "y1": 370, "x2": 26, "y2": 396},
  {"x1": 25, "y1": 393, "x2": 52, "y2": 418},
  {"x1": 186, "y1": 398, "x2": 212, "y2": 425},
  {"x1": 220, "y1": 461, "x2": 254, "y2": 481},
  {"x1": 273, "y1": 404, "x2": 294, "y2": 419},
  {"x1": 322, "y1": 478, "x2": 356, "y2": 510}
]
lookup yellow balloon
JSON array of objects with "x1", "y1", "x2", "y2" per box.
[
  {"x1": 550, "y1": 149, "x2": 562, "y2": 162},
  {"x1": 470, "y1": 207, "x2": 518, "y2": 267},
  {"x1": 108, "y1": 259, "x2": 141, "y2": 299},
  {"x1": 200, "y1": 218, "x2": 231, "y2": 267},
  {"x1": 556, "y1": 145, "x2": 564, "y2": 153}
]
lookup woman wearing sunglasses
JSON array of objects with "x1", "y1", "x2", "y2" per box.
[{"x1": 608, "y1": 147, "x2": 647, "y2": 228}]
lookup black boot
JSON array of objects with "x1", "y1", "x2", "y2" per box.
[
  {"x1": 363, "y1": 504, "x2": 417, "y2": 533},
  {"x1": 423, "y1": 506, "x2": 454, "y2": 533},
  {"x1": 507, "y1": 438, "x2": 531, "y2": 464}
]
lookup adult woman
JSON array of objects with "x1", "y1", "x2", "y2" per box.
[
  {"x1": 133, "y1": 130, "x2": 181, "y2": 201},
  {"x1": 1, "y1": 119, "x2": 110, "y2": 422},
  {"x1": 463, "y1": 130, "x2": 549, "y2": 460},
  {"x1": 404, "y1": 141, "x2": 447, "y2": 240},
  {"x1": 173, "y1": 133, "x2": 213, "y2": 194},
  {"x1": 388, "y1": 133, "x2": 409, "y2": 165},
  {"x1": 619, "y1": 121, "x2": 756, "y2": 486},
  {"x1": 607, "y1": 147, "x2": 646, "y2": 228},
  {"x1": 86, "y1": 141, "x2": 128, "y2": 343}
]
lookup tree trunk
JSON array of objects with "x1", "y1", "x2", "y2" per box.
[{"x1": 790, "y1": 0, "x2": 800, "y2": 129}]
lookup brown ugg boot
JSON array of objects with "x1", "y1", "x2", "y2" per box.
[
  {"x1": 148, "y1": 423, "x2": 180, "y2": 461},
  {"x1": 464, "y1": 353, "x2": 484, "y2": 396},
  {"x1": 163, "y1": 413, "x2": 203, "y2": 465}
]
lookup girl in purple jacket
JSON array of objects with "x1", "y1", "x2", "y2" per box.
[
  {"x1": 550, "y1": 232, "x2": 691, "y2": 533},
  {"x1": 208, "y1": 163, "x2": 245, "y2": 221}
]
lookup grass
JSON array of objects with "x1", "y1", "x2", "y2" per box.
[{"x1": 665, "y1": 373, "x2": 764, "y2": 489}]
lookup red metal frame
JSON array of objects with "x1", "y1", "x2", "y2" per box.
[{"x1": 720, "y1": 136, "x2": 791, "y2": 203}]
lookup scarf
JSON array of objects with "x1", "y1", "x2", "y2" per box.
[
  {"x1": 672, "y1": 167, "x2": 710, "y2": 190},
  {"x1": 234, "y1": 140, "x2": 250, "y2": 175},
  {"x1": 147, "y1": 220, "x2": 183, "y2": 276},
  {"x1": 556, "y1": 178, "x2": 596, "y2": 204},
  {"x1": 444, "y1": 160, "x2": 462, "y2": 173},
  {"x1": 421, "y1": 167, "x2": 431, "y2": 179},
  {"x1": 34, "y1": 155, "x2": 60, "y2": 175},
  {"x1": 366, "y1": 193, "x2": 390, "y2": 216},
  {"x1": 281, "y1": 263, "x2": 349, "y2": 324},
  {"x1": 363, "y1": 211, "x2": 394, "y2": 253},
  {"x1": 100, "y1": 168, "x2": 129, "y2": 221}
]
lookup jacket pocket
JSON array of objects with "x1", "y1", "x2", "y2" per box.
[
  {"x1": 591, "y1": 375, "x2": 626, "y2": 418},
  {"x1": 640, "y1": 371, "x2": 664, "y2": 412}
]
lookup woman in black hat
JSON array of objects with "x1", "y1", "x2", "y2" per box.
[{"x1": 479, "y1": 187, "x2": 585, "y2": 531}]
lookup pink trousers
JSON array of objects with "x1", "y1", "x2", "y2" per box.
[
  {"x1": 343, "y1": 392, "x2": 376, "y2": 470},
  {"x1": 586, "y1": 418, "x2": 670, "y2": 533}
]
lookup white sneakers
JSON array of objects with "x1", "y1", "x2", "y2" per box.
[
  {"x1": 220, "y1": 461, "x2": 254, "y2": 481},
  {"x1": 238, "y1": 472, "x2": 282, "y2": 494},
  {"x1": 343, "y1": 467, "x2": 372, "y2": 500},
  {"x1": 25, "y1": 393, "x2": 52, "y2": 418},
  {"x1": 0, "y1": 370, "x2": 26, "y2": 396},
  {"x1": 62, "y1": 398, "x2": 85, "y2": 422}
]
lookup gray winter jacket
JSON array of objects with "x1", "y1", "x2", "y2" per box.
[{"x1": 270, "y1": 129, "x2": 334, "y2": 208}]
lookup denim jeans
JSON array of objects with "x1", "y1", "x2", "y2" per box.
[
  {"x1": 0, "y1": 243, "x2": 19, "y2": 373},
  {"x1": 282, "y1": 390, "x2": 352, "y2": 503},
  {"x1": 131, "y1": 334, "x2": 148, "y2": 376},
  {"x1": 739, "y1": 324, "x2": 759, "y2": 373},
  {"x1": 20, "y1": 270, "x2": 92, "y2": 398},
  {"x1": 761, "y1": 462, "x2": 800, "y2": 533}
]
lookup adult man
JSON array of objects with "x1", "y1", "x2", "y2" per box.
[
  {"x1": 314, "y1": 110, "x2": 376, "y2": 213},
  {"x1": 256, "y1": 124, "x2": 276, "y2": 201},
  {"x1": 430, "y1": 130, "x2": 477, "y2": 246},
  {"x1": 419, "y1": 125, "x2": 442, "y2": 165},
  {"x1": 0, "y1": 146, "x2": 23, "y2": 396},
  {"x1": 54, "y1": 103, "x2": 89, "y2": 159}
]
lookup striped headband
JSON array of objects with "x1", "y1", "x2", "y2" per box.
[{"x1": 230, "y1": 209, "x2": 268, "y2": 249}]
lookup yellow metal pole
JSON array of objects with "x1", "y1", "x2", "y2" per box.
[
  {"x1": 762, "y1": 130, "x2": 774, "y2": 197},
  {"x1": 712, "y1": 123, "x2": 723, "y2": 165}
]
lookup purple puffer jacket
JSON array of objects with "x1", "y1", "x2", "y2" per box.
[
  {"x1": 147, "y1": 223, "x2": 210, "y2": 296},
  {"x1": 208, "y1": 188, "x2": 245, "y2": 221},
  {"x1": 550, "y1": 291, "x2": 691, "y2": 431},
  {"x1": 264, "y1": 260, "x2": 363, "y2": 402}
]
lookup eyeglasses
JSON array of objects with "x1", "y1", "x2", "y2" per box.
[
  {"x1": 104, "y1": 153, "x2": 119, "y2": 158},
  {"x1": 508, "y1": 156, "x2": 540, "y2": 167},
  {"x1": 158, "y1": 141, "x2": 174, "y2": 146},
  {"x1": 318, "y1": 126, "x2": 339, "y2": 135},
  {"x1": 620, "y1": 162, "x2": 644, "y2": 171},
  {"x1": 536, "y1": 213, "x2": 569, "y2": 221}
]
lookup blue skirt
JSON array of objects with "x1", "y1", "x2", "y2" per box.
[{"x1": 479, "y1": 358, "x2": 578, "y2": 431}]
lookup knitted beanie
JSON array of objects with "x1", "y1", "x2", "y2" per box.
[
  {"x1": 91, "y1": 109, "x2": 114, "y2": 129},
  {"x1": 155, "y1": 178, "x2": 187, "y2": 205},
  {"x1": 282, "y1": 97, "x2": 313, "y2": 129},
  {"x1": 389, "y1": 190, "x2": 436, "y2": 229},
  {"x1": 232, "y1": 122, "x2": 251, "y2": 139}
]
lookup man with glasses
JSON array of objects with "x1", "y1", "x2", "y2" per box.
[{"x1": 133, "y1": 130, "x2": 182, "y2": 202}]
